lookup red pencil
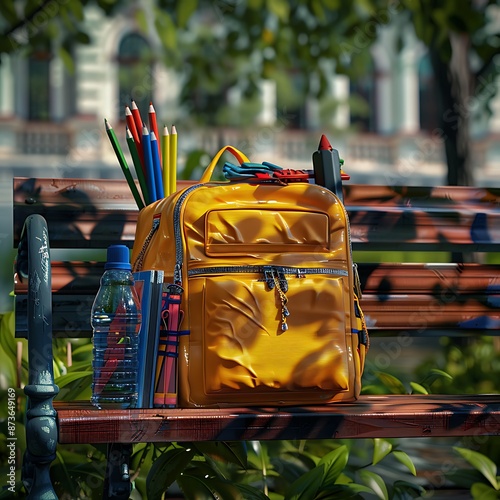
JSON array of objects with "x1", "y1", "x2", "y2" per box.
[
  {"x1": 125, "y1": 106, "x2": 143, "y2": 168},
  {"x1": 130, "y1": 100, "x2": 143, "y2": 141},
  {"x1": 148, "y1": 102, "x2": 162, "y2": 163}
]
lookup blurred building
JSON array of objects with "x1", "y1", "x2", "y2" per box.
[
  {"x1": 0, "y1": 3, "x2": 499, "y2": 312},
  {"x1": 1, "y1": 4, "x2": 499, "y2": 185}
]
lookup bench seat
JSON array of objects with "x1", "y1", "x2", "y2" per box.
[{"x1": 56, "y1": 395, "x2": 500, "y2": 443}]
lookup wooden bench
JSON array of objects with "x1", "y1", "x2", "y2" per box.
[{"x1": 13, "y1": 176, "x2": 500, "y2": 499}]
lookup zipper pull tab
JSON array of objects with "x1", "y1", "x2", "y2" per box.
[
  {"x1": 263, "y1": 266, "x2": 275, "y2": 289},
  {"x1": 277, "y1": 268, "x2": 288, "y2": 293},
  {"x1": 271, "y1": 269, "x2": 289, "y2": 332}
]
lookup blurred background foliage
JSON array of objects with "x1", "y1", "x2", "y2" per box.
[{"x1": 1, "y1": 0, "x2": 500, "y2": 183}]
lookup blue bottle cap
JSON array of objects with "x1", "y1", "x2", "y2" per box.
[{"x1": 105, "y1": 245, "x2": 132, "y2": 270}]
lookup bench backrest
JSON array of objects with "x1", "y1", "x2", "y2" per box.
[{"x1": 13, "y1": 177, "x2": 500, "y2": 339}]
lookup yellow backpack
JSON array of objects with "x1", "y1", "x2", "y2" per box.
[{"x1": 132, "y1": 145, "x2": 368, "y2": 408}]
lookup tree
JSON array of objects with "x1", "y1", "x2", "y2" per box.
[
  {"x1": 1, "y1": 0, "x2": 499, "y2": 185},
  {"x1": 402, "y1": 0, "x2": 500, "y2": 185}
]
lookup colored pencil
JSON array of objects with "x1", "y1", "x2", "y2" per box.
[
  {"x1": 148, "y1": 103, "x2": 161, "y2": 163},
  {"x1": 131, "y1": 100, "x2": 143, "y2": 141},
  {"x1": 161, "y1": 125, "x2": 170, "y2": 196},
  {"x1": 169, "y1": 125, "x2": 177, "y2": 194},
  {"x1": 142, "y1": 124, "x2": 157, "y2": 203},
  {"x1": 104, "y1": 119, "x2": 144, "y2": 210},
  {"x1": 150, "y1": 131, "x2": 164, "y2": 199},
  {"x1": 126, "y1": 127, "x2": 150, "y2": 205},
  {"x1": 125, "y1": 106, "x2": 143, "y2": 169}
]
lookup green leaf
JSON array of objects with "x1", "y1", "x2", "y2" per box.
[
  {"x1": 267, "y1": 0, "x2": 290, "y2": 22},
  {"x1": 58, "y1": 45, "x2": 74, "y2": 73},
  {"x1": 372, "y1": 439, "x2": 392, "y2": 466},
  {"x1": 65, "y1": 0, "x2": 84, "y2": 22},
  {"x1": 318, "y1": 445, "x2": 349, "y2": 486},
  {"x1": 317, "y1": 483, "x2": 373, "y2": 499},
  {"x1": 454, "y1": 447, "x2": 499, "y2": 490},
  {"x1": 146, "y1": 446, "x2": 195, "y2": 499},
  {"x1": 375, "y1": 372, "x2": 407, "y2": 394},
  {"x1": 393, "y1": 480, "x2": 425, "y2": 496},
  {"x1": 359, "y1": 470, "x2": 389, "y2": 500},
  {"x1": 285, "y1": 464, "x2": 325, "y2": 500},
  {"x1": 54, "y1": 371, "x2": 91, "y2": 388},
  {"x1": 409, "y1": 382, "x2": 428, "y2": 394},
  {"x1": 177, "y1": 0, "x2": 198, "y2": 28},
  {"x1": 393, "y1": 450, "x2": 417, "y2": 476},
  {"x1": 420, "y1": 369, "x2": 453, "y2": 388},
  {"x1": 194, "y1": 441, "x2": 248, "y2": 468},
  {"x1": 0, "y1": 2, "x2": 19, "y2": 25},
  {"x1": 471, "y1": 483, "x2": 500, "y2": 499},
  {"x1": 177, "y1": 473, "x2": 217, "y2": 498},
  {"x1": 234, "y1": 483, "x2": 271, "y2": 500},
  {"x1": 0, "y1": 313, "x2": 20, "y2": 386},
  {"x1": 55, "y1": 450, "x2": 78, "y2": 498},
  {"x1": 130, "y1": 442, "x2": 152, "y2": 470},
  {"x1": 205, "y1": 477, "x2": 248, "y2": 499},
  {"x1": 154, "y1": 10, "x2": 177, "y2": 51}
]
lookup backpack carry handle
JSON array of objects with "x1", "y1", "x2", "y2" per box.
[{"x1": 200, "y1": 145, "x2": 250, "y2": 183}]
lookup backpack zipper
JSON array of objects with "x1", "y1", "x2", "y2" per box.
[
  {"x1": 188, "y1": 265, "x2": 348, "y2": 332},
  {"x1": 187, "y1": 265, "x2": 348, "y2": 278},
  {"x1": 173, "y1": 184, "x2": 204, "y2": 284}
]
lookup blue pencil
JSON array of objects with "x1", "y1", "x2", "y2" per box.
[
  {"x1": 150, "y1": 131, "x2": 164, "y2": 199},
  {"x1": 142, "y1": 124, "x2": 157, "y2": 203}
]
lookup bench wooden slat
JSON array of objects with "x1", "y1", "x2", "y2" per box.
[
  {"x1": 14, "y1": 262, "x2": 500, "y2": 295},
  {"x1": 14, "y1": 177, "x2": 500, "y2": 251},
  {"x1": 15, "y1": 293, "x2": 499, "y2": 338},
  {"x1": 55, "y1": 395, "x2": 500, "y2": 442},
  {"x1": 14, "y1": 262, "x2": 500, "y2": 337}
]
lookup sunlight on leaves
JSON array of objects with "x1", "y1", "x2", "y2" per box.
[
  {"x1": 372, "y1": 439, "x2": 392, "y2": 466},
  {"x1": 454, "y1": 447, "x2": 499, "y2": 490},
  {"x1": 359, "y1": 470, "x2": 389, "y2": 500},
  {"x1": 392, "y1": 450, "x2": 417, "y2": 476}
]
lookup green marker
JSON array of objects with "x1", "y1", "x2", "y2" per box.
[{"x1": 126, "y1": 126, "x2": 150, "y2": 205}]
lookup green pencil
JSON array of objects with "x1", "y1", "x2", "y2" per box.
[
  {"x1": 105, "y1": 119, "x2": 144, "y2": 210},
  {"x1": 126, "y1": 127, "x2": 150, "y2": 205}
]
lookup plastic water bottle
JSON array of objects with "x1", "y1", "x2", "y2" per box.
[{"x1": 91, "y1": 245, "x2": 142, "y2": 409}]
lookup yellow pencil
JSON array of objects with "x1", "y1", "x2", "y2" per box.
[
  {"x1": 162, "y1": 125, "x2": 170, "y2": 196},
  {"x1": 169, "y1": 125, "x2": 177, "y2": 194}
]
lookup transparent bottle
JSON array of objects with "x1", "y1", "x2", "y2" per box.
[{"x1": 91, "y1": 245, "x2": 141, "y2": 409}]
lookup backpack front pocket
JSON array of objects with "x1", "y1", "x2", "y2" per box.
[{"x1": 187, "y1": 267, "x2": 351, "y2": 401}]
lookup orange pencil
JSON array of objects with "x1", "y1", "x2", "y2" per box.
[{"x1": 148, "y1": 102, "x2": 161, "y2": 164}]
